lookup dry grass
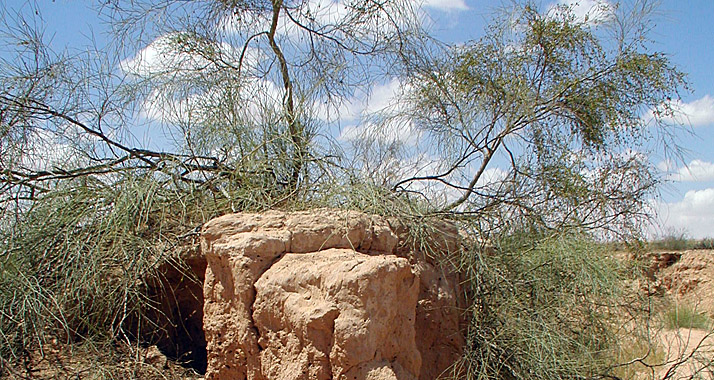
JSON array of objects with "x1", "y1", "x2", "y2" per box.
[
  {"x1": 611, "y1": 331, "x2": 668, "y2": 380},
  {"x1": 2, "y1": 340, "x2": 204, "y2": 380},
  {"x1": 664, "y1": 304, "x2": 712, "y2": 331}
]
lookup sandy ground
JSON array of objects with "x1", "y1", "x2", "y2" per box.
[{"x1": 654, "y1": 328, "x2": 714, "y2": 380}]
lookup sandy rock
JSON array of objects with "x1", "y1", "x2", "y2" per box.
[
  {"x1": 656, "y1": 328, "x2": 714, "y2": 380},
  {"x1": 200, "y1": 210, "x2": 464, "y2": 380},
  {"x1": 143, "y1": 345, "x2": 169, "y2": 368},
  {"x1": 254, "y1": 249, "x2": 420, "y2": 380},
  {"x1": 411, "y1": 261, "x2": 465, "y2": 380},
  {"x1": 655, "y1": 250, "x2": 714, "y2": 316}
]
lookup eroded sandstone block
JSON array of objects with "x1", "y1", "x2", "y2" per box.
[
  {"x1": 254, "y1": 249, "x2": 420, "y2": 380},
  {"x1": 200, "y1": 209, "x2": 463, "y2": 380}
]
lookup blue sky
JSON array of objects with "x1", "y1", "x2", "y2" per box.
[{"x1": 6, "y1": 0, "x2": 714, "y2": 238}]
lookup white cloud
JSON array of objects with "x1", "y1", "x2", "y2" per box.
[
  {"x1": 549, "y1": 0, "x2": 614, "y2": 24},
  {"x1": 337, "y1": 78, "x2": 413, "y2": 141},
  {"x1": 122, "y1": 33, "x2": 209, "y2": 76},
  {"x1": 667, "y1": 159, "x2": 714, "y2": 182},
  {"x1": 139, "y1": 76, "x2": 285, "y2": 128},
  {"x1": 368, "y1": 152, "x2": 501, "y2": 205},
  {"x1": 122, "y1": 33, "x2": 288, "y2": 127},
  {"x1": 327, "y1": 79, "x2": 403, "y2": 128},
  {"x1": 658, "y1": 95, "x2": 714, "y2": 127},
  {"x1": 655, "y1": 188, "x2": 714, "y2": 239},
  {"x1": 311, "y1": 96, "x2": 361, "y2": 123},
  {"x1": 220, "y1": 0, "x2": 410, "y2": 42},
  {"x1": 422, "y1": 0, "x2": 469, "y2": 11},
  {"x1": 300, "y1": 0, "x2": 353, "y2": 28},
  {"x1": 121, "y1": 32, "x2": 252, "y2": 79},
  {"x1": 477, "y1": 167, "x2": 508, "y2": 188},
  {"x1": 338, "y1": 123, "x2": 368, "y2": 142},
  {"x1": 338, "y1": 123, "x2": 367, "y2": 142},
  {"x1": 219, "y1": 0, "x2": 347, "y2": 39},
  {"x1": 657, "y1": 159, "x2": 675, "y2": 173},
  {"x1": 338, "y1": 120, "x2": 420, "y2": 146},
  {"x1": 22, "y1": 129, "x2": 77, "y2": 171},
  {"x1": 121, "y1": 35, "x2": 172, "y2": 76},
  {"x1": 125, "y1": 35, "x2": 414, "y2": 142},
  {"x1": 364, "y1": 78, "x2": 407, "y2": 115}
]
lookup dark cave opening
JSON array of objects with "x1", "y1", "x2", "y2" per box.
[{"x1": 139, "y1": 248, "x2": 208, "y2": 374}]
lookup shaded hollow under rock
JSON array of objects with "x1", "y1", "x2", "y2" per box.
[{"x1": 138, "y1": 244, "x2": 208, "y2": 374}]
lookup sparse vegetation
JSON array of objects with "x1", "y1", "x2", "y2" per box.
[
  {"x1": 647, "y1": 233, "x2": 714, "y2": 252},
  {"x1": 664, "y1": 304, "x2": 711, "y2": 330},
  {"x1": 691, "y1": 238, "x2": 714, "y2": 250},
  {"x1": 649, "y1": 230, "x2": 693, "y2": 251},
  {"x1": 611, "y1": 332, "x2": 668, "y2": 380}
]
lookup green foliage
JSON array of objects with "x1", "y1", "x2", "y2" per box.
[
  {"x1": 400, "y1": 0, "x2": 686, "y2": 235},
  {"x1": 0, "y1": 156, "x2": 310, "y2": 367},
  {"x1": 648, "y1": 231, "x2": 692, "y2": 251},
  {"x1": 452, "y1": 230, "x2": 631, "y2": 380},
  {"x1": 692, "y1": 238, "x2": 714, "y2": 250},
  {"x1": 646, "y1": 232, "x2": 714, "y2": 251},
  {"x1": 610, "y1": 330, "x2": 667, "y2": 380},
  {"x1": 664, "y1": 304, "x2": 711, "y2": 330},
  {"x1": 1, "y1": 175, "x2": 170, "y2": 361}
]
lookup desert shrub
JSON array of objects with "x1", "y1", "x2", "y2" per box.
[
  {"x1": 649, "y1": 231, "x2": 692, "y2": 252},
  {"x1": 0, "y1": 173, "x2": 222, "y2": 375},
  {"x1": 691, "y1": 238, "x2": 714, "y2": 250},
  {"x1": 451, "y1": 228, "x2": 640, "y2": 380},
  {"x1": 664, "y1": 304, "x2": 711, "y2": 330},
  {"x1": 610, "y1": 330, "x2": 667, "y2": 380},
  {"x1": 0, "y1": 0, "x2": 694, "y2": 377}
]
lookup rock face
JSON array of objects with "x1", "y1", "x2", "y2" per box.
[
  {"x1": 255, "y1": 249, "x2": 420, "y2": 379},
  {"x1": 200, "y1": 210, "x2": 464, "y2": 380},
  {"x1": 653, "y1": 250, "x2": 714, "y2": 316}
]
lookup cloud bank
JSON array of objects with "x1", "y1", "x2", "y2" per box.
[
  {"x1": 550, "y1": 0, "x2": 614, "y2": 24},
  {"x1": 422, "y1": 0, "x2": 469, "y2": 12},
  {"x1": 666, "y1": 159, "x2": 714, "y2": 182},
  {"x1": 665, "y1": 95, "x2": 714, "y2": 127},
  {"x1": 655, "y1": 188, "x2": 714, "y2": 239}
]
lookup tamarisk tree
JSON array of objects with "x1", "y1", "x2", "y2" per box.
[
  {"x1": 0, "y1": 0, "x2": 427, "y2": 368},
  {"x1": 382, "y1": 1, "x2": 686, "y2": 237}
]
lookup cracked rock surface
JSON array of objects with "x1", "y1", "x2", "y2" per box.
[{"x1": 200, "y1": 210, "x2": 464, "y2": 380}]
